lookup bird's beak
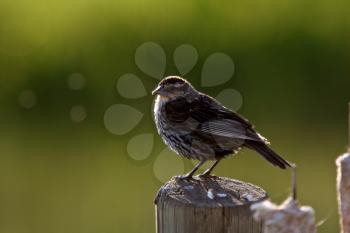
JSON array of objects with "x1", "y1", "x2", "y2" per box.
[{"x1": 152, "y1": 85, "x2": 163, "y2": 95}]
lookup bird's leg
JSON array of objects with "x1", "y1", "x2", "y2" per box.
[
  {"x1": 199, "y1": 159, "x2": 221, "y2": 177},
  {"x1": 179, "y1": 160, "x2": 206, "y2": 180}
]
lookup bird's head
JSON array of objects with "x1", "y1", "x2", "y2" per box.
[{"x1": 152, "y1": 76, "x2": 196, "y2": 99}]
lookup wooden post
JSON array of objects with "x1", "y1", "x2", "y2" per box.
[
  {"x1": 336, "y1": 102, "x2": 350, "y2": 233},
  {"x1": 155, "y1": 176, "x2": 267, "y2": 233},
  {"x1": 251, "y1": 166, "x2": 317, "y2": 233}
]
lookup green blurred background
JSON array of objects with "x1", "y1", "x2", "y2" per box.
[{"x1": 1, "y1": 0, "x2": 350, "y2": 232}]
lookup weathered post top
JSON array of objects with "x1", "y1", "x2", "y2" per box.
[
  {"x1": 155, "y1": 176, "x2": 267, "y2": 233},
  {"x1": 336, "y1": 102, "x2": 350, "y2": 233},
  {"x1": 155, "y1": 176, "x2": 267, "y2": 207}
]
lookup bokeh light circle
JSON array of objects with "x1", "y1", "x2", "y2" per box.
[
  {"x1": 68, "y1": 73, "x2": 86, "y2": 90},
  {"x1": 216, "y1": 89, "x2": 243, "y2": 111},
  {"x1": 18, "y1": 89, "x2": 37, "y2": 109},
  {"x1": 70, "y1": 105, "x2": 87, "y2": 123},
  {"x1": 173, "y1": 44, "x2": 198, "y2": 75},
  {"x1": 104, "y1": 104, "x2": 143, "y2": 135},
  {"x1": 201, "y1": 53, "x2": 235, "y2": 87},
  {"x1": 153, "y1": 147, "x2": 185, "y2": 183},
  {"x1": 135, "y1": 42, "x2": 166, "y2": 79},
  {"x1": 127, "y1": 133, "x2": 154, "y2": 160},
  {"x1": 116, "y1": 74, "x2": 147, "y2": 99}
]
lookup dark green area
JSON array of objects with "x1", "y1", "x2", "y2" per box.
[{"x1": 1, "y1": 0, "x2": 349, "y2": 232}]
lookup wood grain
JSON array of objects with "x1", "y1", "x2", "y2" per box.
[
  {"x1": 155, "y1": 176, "x2": 267, "y2": 233},
  {"x1": 336, "y1": 103, "x2": 350, "y2": 233}
]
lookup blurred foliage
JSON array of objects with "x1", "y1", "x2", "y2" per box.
[{"x1": 0, "y1": 0, "x2": 350, "y2": 232}]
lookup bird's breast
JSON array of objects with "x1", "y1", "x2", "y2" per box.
[
  {"x1": 154, "y1": 97, "x2": 191, "y2": 135},
  {"x1": 153, "y1": 96, "x2": 168, "y2": 132}
]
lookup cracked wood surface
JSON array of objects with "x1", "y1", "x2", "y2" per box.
[{"x1": 155, "y1": 176, "x2": 267, "y2": 233}]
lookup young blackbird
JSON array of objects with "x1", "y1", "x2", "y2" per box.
[{"x1": 152, "y1": 76, "x2": 291, "y2": 179}]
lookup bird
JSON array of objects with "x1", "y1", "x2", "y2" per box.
[{"x1": 152, "y1": 76, "x2": 291, "y2": 179}]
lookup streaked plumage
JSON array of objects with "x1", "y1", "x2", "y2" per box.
[{"x1": 153, "y1": 76, "x2": 291, "y2": 179}]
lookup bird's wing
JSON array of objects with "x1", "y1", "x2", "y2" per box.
[{"x1": 188, "y1": 94, "x2": 267, "y2": 142}]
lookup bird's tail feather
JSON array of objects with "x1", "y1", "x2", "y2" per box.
[{"x1": 245, "y1": 140, "x2": 291, "y2": 169}]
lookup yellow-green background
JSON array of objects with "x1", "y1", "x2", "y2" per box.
[{"x1": 1, "y1": 0, "x2": 349, "y2": 232}]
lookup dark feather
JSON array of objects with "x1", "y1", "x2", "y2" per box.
[
  {"x1": 164, "y1": 97, "x2": 190, "y2": 122},
  {"x1": 163, "y1": 93, "x2": 291, "y2": 168},
  {"x1": 165, "y1": 94, "x2": 261, "y2": 142},
  {"x1": 245, "y1": 140, "x2": 291, "y2": 169}
]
